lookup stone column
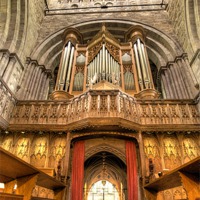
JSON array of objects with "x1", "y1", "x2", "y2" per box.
[
  {"x1": 3, "y1": 57, "x2": 16, "y2": 82},
  {"x1": 173, "y1": 62, "x2": 188, "y2": 99},
  {"x1": 41, "y1": 72, "x2": 51, "y2": 100},
  {"x1": 23, "y1": 62, "x2": 36, "y2": 99},
  {"x1": 183, "y1": 54, "x2": 199, "y2": 89},
  {"x1": 176, "y1": 59, "x2": 194, "y2": 98},
  {"x1": 0, "y1": 52, "x2": 10, "y2": 76},
  {"x1": 165, "y1": 69, "x2": 175, "y2": 98},
  {"x1": 17, "y1": 59, "x2": 31, "y2": 99},
  {"x1": 169, "y1": 64, "x2": 182, "y2": 99},
  {"x1": 32, "y1": 66, "x2": 44, "y2": 99},
  {"x1": 37, "y1": 72, "x2": 47, "y2": 100},
  {"x1": 174, "y1": 60, "x2": 190, "y2": 99},
  {"x1": 161, "y1": 71, "x2": 172, "y2": 99},
  {"x1": 160, "y1": 78, "x2": 166, "y2": 98},
  {"x1": 27, "y1": 66, "x2": 40, "y2": 100},
  {"x1": 38, "y1": 70, "x2": 52, "y2": 99}
]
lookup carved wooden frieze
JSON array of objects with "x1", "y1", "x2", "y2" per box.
[{"x1": 8, "y1": 90, "x2": 200, "y2": 131}]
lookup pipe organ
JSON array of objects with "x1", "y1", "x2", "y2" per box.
[
  {"x1": 56, "y1": 41, "x2": 75, "y2": 92},
  {"x1": 51, "y1": 25, "x2": 159, "y2": 100},
  {"x1": 133, "y1": 39, "x2": 152, "y2": 90},
  {"x1": 87, "y1": 44, "x2": 120, "y2": 85}
]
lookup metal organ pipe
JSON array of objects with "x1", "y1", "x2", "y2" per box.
[
  {"x1": 137, "y1": 39, "x2": 148, "y2": 85},
  {"x1": 60, "y1": 41, "x2": 71, "y2": 90},
  {"x1": 87, "y1": 45, "x2": 120, "y2": 86},
  {"x1": 103, "y1": 44, "x2": 106, "y2": 72},
  {"x1": 65, "y1": 46, "x2": 75, "y2": 91},
  {"x1": 141, "y1": 43, "x2": 151, "y2": 87},
  {"x1": 134, "y1": 44, "x2": 144, "y2": 90}
]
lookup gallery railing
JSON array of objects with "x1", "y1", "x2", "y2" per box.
[{"x1": 9, "y1": 90, "x2": 200, "y2": 129}]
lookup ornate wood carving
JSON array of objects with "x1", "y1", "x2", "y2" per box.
[
  {"x1": 88, "y1": 42, "x2": 102, "y2": 64},
  {"x1": 105, "y1": 42, "x2": 120, "y2": 63},
  {"x1": 8, "y1": 90, "x2": 200, "y2": 131}
]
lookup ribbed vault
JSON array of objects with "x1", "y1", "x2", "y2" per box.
[{"x1": 84, "y1": 151, "x2": 127, "y2": 197}]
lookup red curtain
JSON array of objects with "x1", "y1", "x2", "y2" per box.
[
  {"x1": 126, "y1": 141, "x2": 138, "y2": 200},
  {"x1": 71, "y1": 141, "x2": 85, "y2": 200}
]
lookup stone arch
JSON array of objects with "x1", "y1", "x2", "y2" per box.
[{"x1": 30, "y1": 19, "x2": 183, "y2": 73}]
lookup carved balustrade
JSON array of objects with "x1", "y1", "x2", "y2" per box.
[
  {"x1": 10, "y1": 90, "x2": 200, "y2": 130},
  {"x1": 0, "y1": 78, "x2": 16, "y2": 129}
]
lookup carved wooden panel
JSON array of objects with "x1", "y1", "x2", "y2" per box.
[
  {"x1": 163, "y1": 135, "x2": 181, "y2": 170},
  {"x1": 30, "y1": 136, "x2": 48, "y2": 168},
  {"x1": 32, "y1": 185, "x2": 54, "y2": 199},
  {"x1": 49, "y1": 136, "x2": 66, "y2": 171},
  {"x1": 1, "y1": 135, "x2": 14, "y2": 152},
  {"x1": 182, "y1": 135, "x2": 199, "y2": 163},
  {"x1": 15, "y1": 137, "x2": 30, "y2": 162},
  {"x1": 143, "y1": 135, "x2": 162, "y2": 176},
  {"x1": 9, "y1": 90, "x2": 200, "y2": 129}
]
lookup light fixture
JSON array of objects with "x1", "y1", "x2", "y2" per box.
[
  {"x1": 102, "y1": 180, "x2": 106, "y2": 186},
  {"x1": 13, "y1": 184, "x2": 17, "y2": 194},
  {"x1": 0, "y1": 183, "x2": 5, "y2": 193}
]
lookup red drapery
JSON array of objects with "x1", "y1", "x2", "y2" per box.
[
  {"x1": 126, "y1": 141, "x2": 138, "y2": 200},
  {"x1": 71, "y1": 141, "x2": 85, "y2": 200}
]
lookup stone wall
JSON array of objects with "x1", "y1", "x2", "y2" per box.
[
  {"x1": 167, "y1": 0, "x2": 200, "y2": 85},
  {"x1": 0, "y1": 0, "x2": 45, "y2": 63}
]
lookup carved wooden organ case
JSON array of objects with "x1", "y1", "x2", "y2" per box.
[{"x1": 51, "y1": 25, "x2": 159, "y2": 100}]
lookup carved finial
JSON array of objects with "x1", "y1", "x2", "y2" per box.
[{"x1": 102, "y1": 23, "x2": 106, "y2": 32}]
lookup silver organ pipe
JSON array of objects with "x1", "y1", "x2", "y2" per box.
[
  {"x1": 134, "y1": 43, "x2": 144, "y2": 90},
  {"x1": 141, "y1": 43, "x2": 151, "y2": 87},
  {"x1": 137, "y1": 39, "x2": 148, "y2": 83},
  {"x1": 87, "y1": 45, "x2": 120, "y2": 86},
  {"x1": 103, "y1": 44, "x2": 105, "y2": 72},
  {"x1": 133, "y1": 39, "x2": 152, "y2": 90},
  {"x1": 58, "y1": 41, "x2": 74, "y2": 90},
  {"x1": 65, "y1": 46, "x2": 75, "y2": 91},
  {"x1": 60, "y1": 41, "x2": 71, "y2": 89},
  {"x1": 97, "y1": 53, "x2": 100, "y2": 75},
  {"x1": 109, "y1": 54, "x2": 111, "y2": 81},
  {"x1": 105, "y1": 49, "x2": 108, "y2": 79},
  {"x1": 100, "y1": 49, "x2": 102, "y2": 74}
]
